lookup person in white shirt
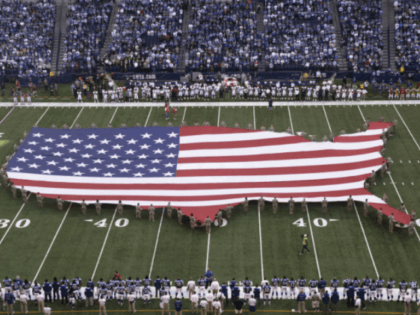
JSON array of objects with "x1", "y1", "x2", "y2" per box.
[
  {"x1": 191, "y1": 291, "x2": 199, "y2": 314},
  {"x1": 44, "y1": 304, "x2": 51, "y2": 315},
  {"x1": 127, "y1": 293, "x2": 136, "y2": 313},
  {"x1": 20, "y1": 293, "x2": 28, "y2": 314},
  {"x1": 187, "y1": 278, "x2": 196, "y2": 300},
  {"x1": 37, "y1": 294, "x2": 45, "y2": 313},
  {"x1": 206, "y1": 290, "x2": 214, "y2": 312},
  {"x1": 211, "y1": 279, "x2": 220, "y2": 296},
  {"x1": 405, "y1": 292, "x2": 412, "y2": 315},
  {"x1": 213, "y1": 300, "x2": 222, "y2": 315},
  {"x1": 161, "y1": 292, "x2": 170, "y2": 315},
  {"x1": 216, "y1": 289, "x2": 225, "y2": 311},
  {"x1": 77, "y1": 90, "x2": 83, "y2": 103},
  {"x1": 99, "y1": 296, "x2": 107, "y2": 315},
  {"x1": 200, "y1": 299, "x2": 208, "y2": 315},
  {"x1": 355, "y1": 297, "x2": 361, "y2": 315},
  {"x1": 249, "y1": 295, "x2": 257, "y2": 314}
]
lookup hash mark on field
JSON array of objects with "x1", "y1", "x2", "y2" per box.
[
  {"x1": 92, "y1": 208, "x2": 117, "y2": 280},
  {"x1": 109, "y1": 107, "x2": 119, "y2": 124},
  {"x1": 287, "y1": 106, "x2": 294, "y2": 135},
  {"x1": 322, "y1": 106, "x2": 332, "y2": 133},
  {"x1": 217, "y1": 107, "x2": 221, "y2": 127},
  {"x1": 182, "y1": 107, "x2": 187, "y2": 122},
  {"x1": 32, "y1": 203, "x2": 71, "y2": 282},
  {"x1": 205, "y1": 230, "x2": 211, "y2": 272},
  {"x1": 149, "y1": 208, "x2": 165, "y2": 278},
  {"x1": 144, "y1": 107, "x2": 152, "y2": 126}
]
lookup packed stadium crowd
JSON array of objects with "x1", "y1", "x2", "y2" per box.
[
  {"x1": 0, "y1": 0, "x2": 56, "y2": 76},
  {"x1": 1, "y1": 271, "x2": 420, "y2": 314}
]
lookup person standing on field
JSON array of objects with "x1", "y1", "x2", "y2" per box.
[
  {"x1": 99, "y1": 295, "x2": 107, "y2": 315},
  {"x1": 204, "y1": 216, "x2": 212, "y2": 234},
  {"x1": 149, "y1": 204, "x2": 155, "y2": 222},
  {"x1": 136, "y1": 203, "x2": 141, "y2": 219},
  {"x1": 96, "y1": 200, "x2": 101, "y2": 215},
  {"x1": 297, "y1": 288, "x2": 306, "y2": 313}
]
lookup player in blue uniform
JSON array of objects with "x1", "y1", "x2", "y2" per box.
[
  {"x1": 52, "y1": 277, "x2": 60, "y2": 301},
  {"x1": 410, "y1": 280, "x2": 418, "y2": 302},
  {"x1": 115, "y1": 283, "x2": 125, "y2": 306},
  {"x1": 143, "y1": 276, "x2": 151, "y2": 287},
  {"x1": 143, "y1": 285, "x2": 152, "y2": 305},
  {"x1": 353, "y1": 277, "x2": 361, "y2": 290},
  {"x1": 343, "y1": 278, "x2": 350, "y2": 299},
  {"x1": 243, "y1": 283, "x2": 252, "y2": 305},
  {"x1": 154, "y1": 276, "x2": 162, "y2": 298},
  {"x1": 22, "y1": 280, "x2": 32, "y2": 300},
  {"x1": 70, "y1": 280, "x2": 80, "y2": 301},
  {"x1": 387, "y1": 278, "x2": 395, "y2": 301},
  {"x1": 43, "y1": 279, "x2": 52, "y2": 302},
  {"x1": 175, "y1": 278, "x2": 184, "y2": 299},
  {"x1": 163, "y1": 277, "x2": 172, "y2": 298},
  {"x1": 135, "y1": 278, "x2": 143, "y2": 299},
  {"x1": 263, "y1": 283, "x2": 271, "y2": 305},
  {"x1": 369, "y1": 280, "x2": 377, "y2": 303},
  {"x1": 253, "y1": 285, "x2": 261, "y2": 306},
  {"x1": 3, "y1": 277, "x2": 11, "y2": 289},
  {"x1": 309, "y1": 278, "x2": 318, "y2": 297},
  {"x1": 221, "y1": 282, "x2": 228, "y2": 306},
  {"x1": 289, "y1": 278, "x2": 297, "y2": 299},
  {"x1": 32, "y1": 281, "x2": 41, "y2": 306},
  {"x1": 271, "y1": 276, "x2": 280, "y2": 299},
  {"x1": 330, "y1": 278, "x2": 339, "y2": 292},
  {"x1": 362, "y1": 276, "x2": 371, "y2": 299},
  {"x1": 175, "y1": 298, "x2": 183, "y2": 313},
  {"x1": 60, "y1": 281, "x2": 69, "y2": 304},
  {"x1": 197, "y1": 276, "x2": 206, "y2": 298},
  {"x1": 281, "y1": 276, "x2": 289, "y2": 299},
  {"x1": 106, "y1": 281, "x2": 114, "y2": 301},
  {"x1": 376, "y1": 277, "x2": 385, "y2": 301},
  {"x1": 11, "y1": 279, "x2": 21, "y2": 298},
  {"x1": 398, "y1": 280, "x2": 408, "y2": 302}
]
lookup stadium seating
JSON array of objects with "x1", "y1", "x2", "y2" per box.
[
  {"x1": 337, "y1": 0, "x2": 383, "y2": 72},
  {"x1": 0, "y1": 0, "x2": 56, "y2": 76},
  {"x1": 184, "y1": 0, "x2": 261, "y2": 73},
  {"x1": 103, "y1": 0, "x2": 183, "y2": 73},
  {"x1": 394, "y1": 0, "x2": 420, "y2": 71},
  {"x1": 263, "y1": 0, "x2": 338, "y2": 71},
  {"x1": 62, "y1": 0, "x2": 113, "y2": 73}
]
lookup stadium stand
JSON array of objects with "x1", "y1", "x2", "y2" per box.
[
  {"x1": 0, "y1": 0, "x2": 56, "y2": 76},
  {"x1": 337, "y1": 0, "x2": 383, "y2": 73},
  {"x1": 184, "y1": 0, "x2": 261, "y2": 73},
  {"x1": 263, "y1": 0, "x2": 338, "y2": 71},
  {"x1": 101, "y1": 0, "x2": 184, "y2": 73},
  {"x1": 62, "y1": 0, "x2": 113, "y2": 73},
  {"x1": 394, "y1": 0, "x2": 420, "y2": 71}
]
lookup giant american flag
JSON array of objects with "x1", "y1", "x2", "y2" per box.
[{"x1": 6, "y1": 122, "x2": 411, "y2": 224}]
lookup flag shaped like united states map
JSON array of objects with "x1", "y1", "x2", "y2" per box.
[{"x1": 6, "y1": 122, "x2": 411, "y2": 224}]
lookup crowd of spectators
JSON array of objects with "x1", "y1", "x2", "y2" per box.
[
  {"x1": 394, "y1": 0, "x2": 420, "y2": 71},
  {"x1": 337, "y1": 0, "x2": 383, "y2": 73},
  {"x1": 62, "y1": 0, "x2": 113, "y2": 73},
  {"x1": 0, "y1": 0, "x2": 56, "y2": 76},
  {"x1": 184, "y1": 0, "x2": 261, "y2": 73},
  {"x1": 101, "y1": 0, "x2": 184, "y2": 73},
  {"x1": 263, "y1": 0, "x2": 338, "y2": 71}
]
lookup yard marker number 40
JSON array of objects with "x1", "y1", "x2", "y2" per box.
[
  {"x1": 293, "y1": 218, "x2": 329, "y2": 228},
  {"x1": 94, "y1": 218, "x2": 129, "y2": 228}
]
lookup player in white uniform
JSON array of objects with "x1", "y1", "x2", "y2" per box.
[
  {"x1": 134, "y1": 87, "x2": 139, "y2": 102},
  {"x1": 77, "y1": 90, "x2": 83, "y2": 103},
  {"x1": 93, "y1": 90, "x2": 99, "y2": 103},
  {"x1": 103, "y1": 90, "x2": 108, "y2": 103},
  {"x1": 27, "y1": 93, "x2": 32, "y2": 105}
]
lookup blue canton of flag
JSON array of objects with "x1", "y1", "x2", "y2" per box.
[{"x1": 7, "y1": 127, "x2": 180, "y2": 178}]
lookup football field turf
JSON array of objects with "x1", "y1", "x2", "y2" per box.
[{"x1": 0, "y1": 102, "x2": 420, "y2": 314}]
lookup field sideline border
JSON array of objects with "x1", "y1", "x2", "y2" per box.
[{"x1": 0, "y1": 100, "x2": 419, "y2": 108}]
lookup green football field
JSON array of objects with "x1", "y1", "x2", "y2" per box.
[{"x1": 0, "y1": 102, "x2": 420, "y2": 315}]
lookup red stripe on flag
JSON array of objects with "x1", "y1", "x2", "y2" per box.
[
  {"x1": 334, "y1": 135, "x2": 381, "y2": 143},
  {"x1": 180, "y1": 135, "x2": 308, "y2": 150},
  {"x1": 177, "y1": 159, "x2": 384, "y2": 177},
  {"x1": 369, "y1": 203, "x2": 411, "y2": 225},
  {"x1": 368, "y1": 122, "x2": 393, "y2": 130},
  {"x1": 178, "y1": 147, "x2": 382, "y2": 164},
  {"x1": 180, "y1": 126, "x2": 260, "y2": 136}
]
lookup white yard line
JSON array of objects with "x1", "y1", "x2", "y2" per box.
[
  {"x1": 357, "y1": 105, "x2": 366, "y2": 121},
  {"x1": 306, "y1": 208, "x2": 321, "y2": 278},
  {"x1": 258, "y1": 206, "x2": 264, "y2": 281},
  {"x1": 70, "y1": 107, "x2": 84, "y2": 128},
  {"x1": 35, "y1": 108, "x2": 49, "y2": 126},
  {"x1": 217, "y1": 107, "x2": 221, "y2": 126},
  {"x1": 205, "y1": 231, "x2": 211, "y2": 272},
  {"x1": 0, "y1": 194, "x2": 31, "y2": 246},
  {"x1": 353, "y1": 204, "x2": 379, "y2": 278},
  {"x1": 109, "y1": 107, "x2": 119, "y2": 125},
  {"x1": 32, "y1": 203, "x2": 71, "y2": 282},
  {"x1": 144, "y1": 107, "x2": 152, "y2": 126},
  {"x1": 388, "y1": 173, "x2": 420, "y2": 242},
  {"x1": 322, "y1": 106, "x2": 332, "y2": 133},
  {"x1": 182, "y1": 107, "x2": 187, "y2": 122},
  {"x1": 287, "y1": 106, "x2": 294, "y2": 134},
  {"x1": 92, "y1": 208, "x2": 117, "y2": 280},
  {"x1": 253, "y1": 106, "x2": 256, "y2": 130},
  {"x1": 393, "y1": 104, "x2": 420, "y2": 151},
  {"x1": 149, "y1": 208, "x2": 165, "y2": 278}
]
